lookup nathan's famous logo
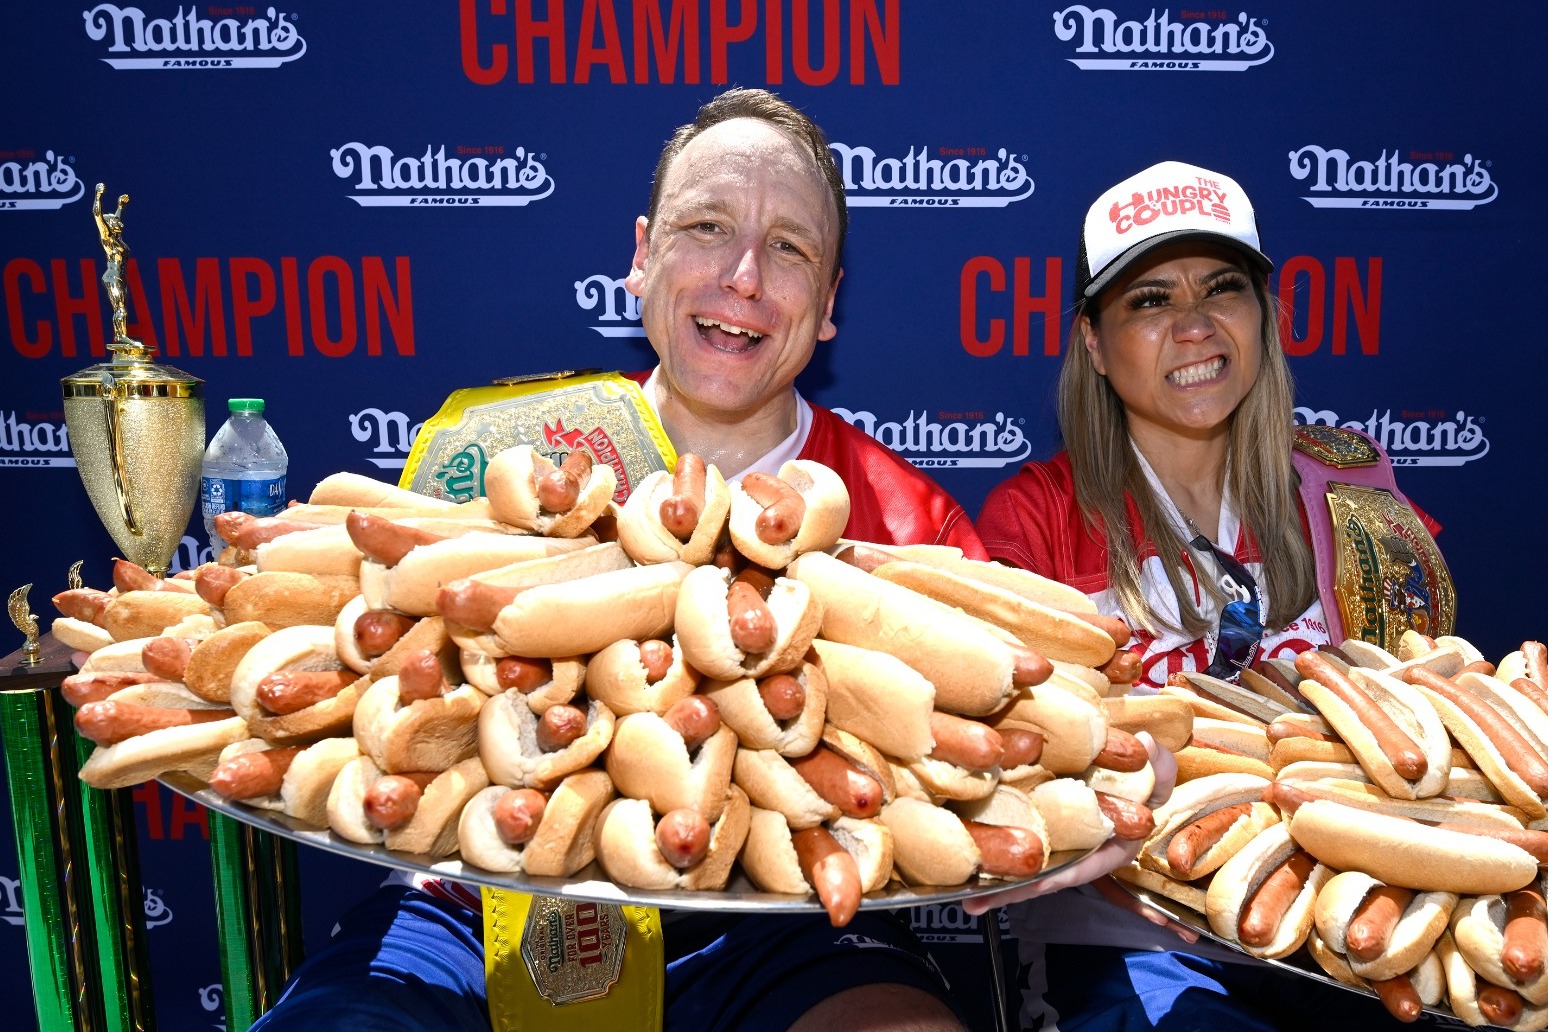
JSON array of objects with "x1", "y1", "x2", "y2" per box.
[
  {"x1": 200, "y1": 984, "x2": 226, "y2": 1030},
  {"x1": 331, "y1": 143, "x2": 554, "y2": 207},
  {"x1": 575, "y1": 274, "x2": 644, "y2": 338},
  {"x1": 351, "y1": 408, "x2": 422, "y2": 471},
  {"x1": 83, "y1": 4, "x2": 306, "y2": 68},
  {"x1": 830, "y1": 143, "x2": 1033, "y2": 208},
  {"x1": 0, "y1": 411, "x2": 75, "y2": 467},
  {"x1": 544, "y1": 418, "x2": 631, "y2": 503},
  {"x1": 1295, "y1": 407, "x2": 1489, "y2": 467},
  {"x1": 829, "y1": 408, "x2": 1031, "y2": 469},
  {"x1": 1288, "y1": 146, "x2": 1497, "y2": 210},
  {"x1": 0, "y1": 872, "x2": 21, "y2": 926},
  {"x1": 0, "y1": 150, "x2": 86, "y2": 210},
  {"x1": 143, "y1": 886, "x2": 173, "y2": 928},
  {"x1": 1052, "y1": 6, "x2": 1273, "y2": 70}
]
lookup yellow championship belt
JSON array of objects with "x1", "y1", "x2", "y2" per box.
[{"x1": 398, "y1": 371, "x2": 674, "y2": 1031}]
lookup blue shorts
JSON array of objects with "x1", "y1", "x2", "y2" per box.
[
  {"x1": 1042, "y1": 945, "x2": 1464, "y2": 1032},
  {"x1": 250, "y1": 886, "x2": 962, "y2": 1032}
]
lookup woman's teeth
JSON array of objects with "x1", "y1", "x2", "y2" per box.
[{"x1": 1168, "y1": 357, "x2": 1225, "y2": 386}]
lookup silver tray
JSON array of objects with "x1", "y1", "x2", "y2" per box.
[
  {"x1": 163, "y1": 771, "x2": 1096, "y2": 913},
  {"x1": 1115, "y1": 880, "x2": 1463, "y2": 1024}
]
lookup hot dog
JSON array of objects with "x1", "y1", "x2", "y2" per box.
[
  {"x1": 1450, "y1": 889, "x2": 1548, "y2": 1006},
  {"x1": 326, "y1": 754, "x2": 488, "y2": 857},
  {"x1": 1440, "y1": 926, "x2": 1548, "y2": 1030},
  {"x1": 482, "y1": 444, "x2": 617, "y2": 538},
  {"x1": 674, "y1": 564, "x2": 821, "y2": 681},
  {"x1": 209, "y1": 736, "x2": 359, "y2": 826},
  {"x1": 738, "y1": 808, "x2": 891, "y2": 926},
  {"x1": 1205, "y1": 822, "x2": 1331, "y2": 959},
  {"x1": 593, "y1": 786, "x2": 751, "y2": 892},
  {"x1": 479, "y1": 689, "x2": 616, "y2": 791},
  {"x1": 227, "y1": 623, "x2": 365, "y2": 742},
  {"x1": 582, "y1": 637, "x2": 700, "y2": 717},
  {"x1": 1312, "y1": 870, "x2": 1458, "y2": 982},
  {"x1": 457, "y1": 771, "x2": 614, "y2": 876},
  {"x1": 617, "y1": 454, "x2": 733, "y2": 566},
  {"x1": 604, "y1": 705, "x2": 740, "y2": 821},
  {"x1": 1139, "y1": 772, "x2": 1279, "y2": 880},
  {"x1": 352, "y1": 646, "x2": 484, "y2": 774},
  {"x1": 725, "y1": 460, "x2": 850, "y2": 570},
  {"x1": 360, "y1": 530, "x2": 596, "y2": 619}
]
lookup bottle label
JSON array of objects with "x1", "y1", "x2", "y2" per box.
[{"x1": 201, "y1": 475, "x2": 287, "y2": 521}]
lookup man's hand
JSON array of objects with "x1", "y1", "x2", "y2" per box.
[{"x1": 962, "y1": 730, "x2": 1188, "y2": 938}]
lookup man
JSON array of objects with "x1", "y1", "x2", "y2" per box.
[{"x1": 252, "y1": 87, "x2": 1169, "y2": 1032}]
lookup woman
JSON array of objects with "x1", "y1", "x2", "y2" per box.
[{"x1": 977, "y1": 161, "x2": 1450, "y2": 1030}]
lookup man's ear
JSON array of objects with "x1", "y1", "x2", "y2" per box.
[
  {"x1": 817, "y1": 268, "x2": 844, "y2": 342},
  {"x1": 624, "y1": 215, "x2": 649, "y2": 297},
  {"x1": 1079, "y1": 312, "x2": 1105, "y2": 375}
]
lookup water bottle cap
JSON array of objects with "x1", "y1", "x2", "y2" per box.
[{"x1": 228, "y1": 398, "x2": 265, "y2": 413}]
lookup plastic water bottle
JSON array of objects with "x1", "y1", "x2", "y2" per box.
[{"x1": 200, "y1": 398, "x2": 288, "y2": 553}]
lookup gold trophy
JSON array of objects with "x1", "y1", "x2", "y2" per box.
[{"x1": 61, "y1": 184, "x2": 204, "y2": 576}]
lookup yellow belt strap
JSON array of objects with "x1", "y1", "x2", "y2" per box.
[{"x1": 484, "y1": 887, "x2": 663, "y2": 1032}]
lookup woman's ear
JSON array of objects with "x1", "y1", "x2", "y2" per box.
[{"x1": 1079, "y1": 313, "x2": 1106, "y2": 376}]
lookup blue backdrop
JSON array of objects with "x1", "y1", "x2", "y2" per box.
[{"x1": 4, "y1": 3, "x2": 1545, "y2": 1027}]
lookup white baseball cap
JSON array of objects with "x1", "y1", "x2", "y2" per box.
[{"x1": 1076, "y1": 160, "x2": 1272, "y2": 300}]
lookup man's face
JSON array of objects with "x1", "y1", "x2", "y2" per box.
[{"x1": 626, "y1": 117, "x2": 842, "y2": 423}]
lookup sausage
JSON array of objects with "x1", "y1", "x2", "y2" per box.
[
  {"x1": 1092, "y1": 727, "x2": 1149, "y2": 773},
  {"x1": 536, "y1": 450, "x2": 593, "y2": 514},
  {"x1": 1526, "y1": 642, "x2": 1548, "y2": 690},
  {"x1": 73, "y1": 700, "x2": 234, "y2": 746},
  {"x1": 1165, "y1": 802, "x2": 1253, "y2": 879},
  {"x1": 216, "y1": 512, "x2": 314, "y2": 550},
  {"x1": 1401, "y1": 666, "x2": 1548, "y2": 796},
  {"x1": 1237, "y1": 850, "x2": 1318, "y2": 947},
  {"x1": 1460, "y1": 659, "x2": 1498, "y2": 677},
  {"x1": 1503, "y1": 886, "x2": 1548, "y2": 984},
  {"x1": 1095, "y1": 792, "x2": 1155, "y2": 840},
  {"x1": 928, "y1": 711, "x2": 1005, "y2": 771},
  {"x1": 663, "y1": 696, "x2": 721, "y2": 752},
  {"x1": 790, "y1": 746, "x2": 885, "y2": 819},
  {"x1": 1000, "y1": 728, "x2": 1044, "y2": 769},
  {"x1": 710, "y1": 534, "x2": 739, "y2": 572},
  {"x1": 1008, "y1": 644, "x2": 1054, "y2": 688},
  {"x1": 964, "y1": 821, "x2": 1044, "y2": 878},
  {"x1": 757, "y1": 673, "x2": 807, "y2": 722},
  {"x1": 792, "y1": 825, "x2": 861, "y2": 927},
  {"x1": 1477, "y1": 985, "x2": 1526, "y2": 1027},
  {"x1": 1431, "y1": 821, "x2": 1548, "y2": 866},
  {"x1": 726, "y1": 580, "x2": 778, "y2": 654},
  {"x1": 1071, "y1": 611, "x2": 1133, "y2": 648},
  {"x1": 362, "y1": 772, "x2": 438, "y2": 831},
  {"x1": 436, "y1": 579, "x2": 521, "y2": 632},
  {"x1": 741, "y1": 472, "x2": 806, "y2": 545},
  {"x1": 491, "y1": 788, "x2": 547, "y2": 846},
  {"x1": 195, "y1": 564, "x2": 248, "y2": 608},
  {"x1": 354, "y1": 610, "x2": 418, "y2": 658},
  {"x1": 60, "y1": 670, "x2": 159, "y2": 707},
  {"x1": 112, "y1": 558, "x2": 166, "y2": 593},
  {"x1": 1098, "y1": 649, "x2": 1142, "y2": 685},
  {"x1": 344, "y1": 511, "x2": 445, "y2": 566},
  {"x1": 495, "y1": 656, "x2": 553, "y2": 693},
  {"x1": 1513, "y1": 678, "x2": 1548, "y2": 721},
  {"x1": 1368, "y1": 975, "x2": 1425, "y2": 1023},
  {"x1": 395, "y1": 649, "x2": 448, "y2": 703},
  {"x1": 831, "y1": 543, "x2": 903, "y2": 572},
  {"x1": 255, "y1": 669, "x2": 359, "y2": 714},
  {"x1": 53, "y1": 587, "x2": 114, "y2": 624},
  {"x1": 659, "y1": 453, "x2": 707, "y2": 541},
  {"x1": 638, "y1": 640, "x2": 675, "y2": 684},
  {"x1": 141, "y1": 636, "x2": 193, "y2": 682},
  {"x1": 1297, "y1": 652, "x2": 1428, "y2": 781},
  {"x1": 536, "y1": 705, "x2": 588, "y2": 753},
  {"x1": 655, "y1": 808, "x2": 712, "y2": 869},
  {"x1": 208, "y1": 747, "x2": 303, "y2": 801},
  {"x1": 1345, "y1": 885, "x2": 1415, "y2": 962}
]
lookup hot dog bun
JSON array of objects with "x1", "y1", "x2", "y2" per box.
[
  {"x1": 477, "y1": 691, "x2": 615, "y2": 790},
  {"x1": 727, "y1": 460, "x2": 849, "y2": 569},
  {"x1": 457, "y1": 770, "x2": 614, "y2": 876},
  {"x1": 616, "y1": 460, "x2": 732, "y2": 566},
  {"x1": 1205, "y1": 822, "x2": 1331, "y2": 959},
  {"x1": 702, "y1": 659, "x2": 827, "y2": 758},
  {"x1": 674, "y1": 565, "x2": 822, "y2": 680},
  {"x1": 228, "y1": 623, "x2": 364, "y2": 743},
  {"x1": 1314, "y1": 870, "x2": 1458, "y2": 981},
  {"x1": 483, "y1": 444, "x2": 617, "y2": 538}
]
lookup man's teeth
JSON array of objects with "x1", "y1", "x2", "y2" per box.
[
  {"x1": 1169, "y1": 357, "x2": 1225, "y2": 386},
  {"x1": 696, "y1": 317, "x2": 763, "y2": 341}
]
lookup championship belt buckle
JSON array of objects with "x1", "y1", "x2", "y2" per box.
[
  {"x1": 518, "y1": 896, "x2": 627, "y2": 1004},
  {"x1": 1325, "y1": 482, "x2": 1457, "y2": 654},
  {"x1": 397, "y1": 370, "x2": 675, "y2": 504}
]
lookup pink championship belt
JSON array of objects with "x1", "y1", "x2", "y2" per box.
[{"x1": 1291, "y1": 426, "x2": 1456, "y2": 653}]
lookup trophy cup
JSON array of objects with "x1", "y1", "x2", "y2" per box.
[{"x1": 61, "y1": 184, "x2": 204, "y2": 576}]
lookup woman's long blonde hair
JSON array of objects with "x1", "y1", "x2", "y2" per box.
[{"x1": 1058, "y1": 264, "x2": 1315, "y2": 637}]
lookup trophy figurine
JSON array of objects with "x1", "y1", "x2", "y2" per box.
[{"x1": 61, "y1": 184, "x2": 205, "y2": 577}]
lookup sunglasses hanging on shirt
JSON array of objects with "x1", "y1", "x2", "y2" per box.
[{"x1": 1184, "y1": 518, "x2": 1267, "y2": 680}]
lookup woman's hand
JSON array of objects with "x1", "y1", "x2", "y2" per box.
[{"x1": 962, "y1": 731, "x2": 1185, "y2": 927}]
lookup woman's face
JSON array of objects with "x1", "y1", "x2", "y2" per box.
[{"x1": 1081, "y1": 241, "x2": 1264, "y2": 446}]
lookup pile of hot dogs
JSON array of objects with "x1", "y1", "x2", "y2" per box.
[
  {"x1": 1121, "y1": 638, "x2": 1548, "y2": 1028},
  {"x1": 52, "y1": 447, "x2": 1160, "y2": 928}
]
